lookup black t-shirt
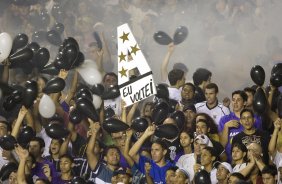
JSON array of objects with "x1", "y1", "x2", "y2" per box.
[
  {"x1": 162, "y1": 138, "x2": 182, "y2": 161},
  {"x1": 232, "y1": 129, "x2": 270, "y2": 163},
  {"x1": 194, "y1": 86, "x2": 205, "y2": 103},
  {"x1": 210, "y1": 139, "x2": 225, "y2": 158}
]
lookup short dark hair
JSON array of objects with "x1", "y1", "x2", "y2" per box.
[
  {"x1": 229, "y1": 172, "x2": 245, "y2": 180},
  {"x1": 173, "y1": 62, "x2": 188, "y2": 73},
  {"x1": 103, "y1": 72, "x2": 118, "y2": 82},
  {"x1": 244, "y1": 87, "x2": 256, "y2": 96},
  {"x1": 183, "y1": 82, "x2": 196, "y2": 92},
  {"x1": 240, "y1": 109, "x2": 254, "y2": 118},
  {"x1": 232, "y1": 90, "x2": 248, "y2": 102},
  {"x1": 202, "y1": 146, "x2": 217, "y2": 157},
  {"x1": 261, "y1": 165, "x2": 277, "y2": 177},
  {"x1": 152, "y1": 139, "x2": 168, "y2": 151},
  {"x1": 232, "y1": 143, "x2": 248, "y2": 162},
  {"x1": 205, "y1": 83, "x2": 218, "y2": 93},
  {"x1": 103, "y1": 145, "x2": 120, "y2": 157},
  {"x1": 166, "y1": 166, "x2": 179, "y2": 172},
  {"x1": 192, "y1": 68, "x2": 212, "y2": 86},
  {"x1": 168, "y1": 69, "x2": 184, "y2": 86},
  {"x1": 29, "y1": 137, "x2": 45, "y2": 149},
  {"x1": 59, "y1": 154, "x2": 74, "y2": 163}
]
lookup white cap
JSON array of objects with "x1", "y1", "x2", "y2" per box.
[
  {"x1": 177, "y1": 167, "x2": 190, "y2": 179},
  {"x1": 195, "y1": 134, "x2": 213, "y2": 147},
  {"x1": 214, "y1": 161, "x2": 233, "y2": 173}
]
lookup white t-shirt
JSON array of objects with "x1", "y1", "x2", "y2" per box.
[
  {"x1": 167, "y1": 87, "x2": 181, "y2": 102},
  {"x1": 104, "y1": 96, "x2": 122, "y2": 116},
  {"x1": 273, "y1": 151, "x2": 282, "y2": 184},
  {"x1": 176, "y1": 153, "x2": 196, "y2": 181},
  {"x1": 195, "y1": 101, "x2": 230, "y2": 126},
  {"x1": 0, "y1": 147, "x2": 8, "y2": 169},
  {"x1": 233, "y1": 163, "x2": 247, "y2": 172}
]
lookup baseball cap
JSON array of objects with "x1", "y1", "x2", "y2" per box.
[
  {"x1": 177, "y1": 167, "x2": 190, "y2": 179},
  {"x1": 214, "y1": 161, "x2": 233, "y2": 173},
  {"x1": 195, "y1": 134, "x2": 213, "y2": 147}
]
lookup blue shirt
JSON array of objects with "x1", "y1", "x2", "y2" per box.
[
  {"x1": 218, "y1": 112, "x2": 262, "y2": 162},
  {"x1": 137, "y1": 155, "x2": 175, "y2": 184}
]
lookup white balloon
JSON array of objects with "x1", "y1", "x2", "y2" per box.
[
  {"x1": 78, "y1": 65, "x2": 102, "y2": 85},
  {"x1": 92, "y1": 94, "x2": 102, "y2": 109},
  {"x1": 0, "y1": 32, "x2": 12, "y2": 62},
  {"x1": 83, "y1": 59, "x2": 98, "y2": 69},
  {"x1": 39, "y1": 94, "x2": 56, "y2": 118}
]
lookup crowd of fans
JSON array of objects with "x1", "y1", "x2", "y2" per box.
[{"x1": 0, "y1": 0, "x2": 282, "y2": 184}]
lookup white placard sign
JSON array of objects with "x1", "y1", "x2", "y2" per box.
[{"x1": 117, "y1": 23, "x2": 156, "y2": 106}]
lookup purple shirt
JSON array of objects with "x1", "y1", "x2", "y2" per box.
[
  {"x1": 31, "y1": 159, "x2": 59, "y2": 182},
  {"x1": 218, "y1": 112, "x2": 262, "y2": 162}
]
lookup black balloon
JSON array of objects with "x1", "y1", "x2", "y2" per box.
[
  {"x1": 76, "y1": 88, "x2": 93, "y2": 102},
  {"x1": 253, "y1": 87, "x2": 267, "y2": 114},
  {"x1": 43, "y1": 77, "x2": 65, "y2": 94},
  {"x1": 17, "y1": 126, "x2": 35, "y2": 147},
  {"x1": 39, "y1": 11, "x2": 50, "y2": 28},
  {"x1": 194, "y1": 170, "x2": 211, "y2": 184},
  {"x1": 271, "y1": 63, "x2": 282, "y2": 75},
  {"x1": 27, "y1": 42, "x2": 40, "y2": 54},
  {"x1": 153, "y1": 31, "x2": 173, "y2": 45},
  {"x1": 152, "y1": 101, "x2": 169, "y2": 125},
  {"x1": 3, "y1": 96, "x2": 17, "y2": 111},
  {"x1": 0, "y1": 162, "x2": 18, "y2": 181},
  {"x1": 23, "y1": 80, "x2": 38, "y2": 108},
  {"x1": 46, "y1": 30, "x2": 62, "y2": 46},
  {"x1": 91, "y1": 84, "x2": 104, "y2": 96},
  {"x1": 32, "y1": 31, "x2": 46, "y2": 43},
  {"x1": 131, "y1": 117, "x2": 149, "y2": 132},
  {"x1": 155, "y1": 124, "x2": 179, "y2": 139},
  {"x1": 0, "y1": 82, "x2": 14, "y2": 97},
  {"x1": 52, "y1": 22, "x2": 64, "y2": 34},
  {"x1": 9, "y1": 48, "x2": 33, "y2": 65},
  {"x1": 45, "y1": 122, "x2": 69, "y2": 139},
  {"x1": 168, "y1": 99, "x2": 178, "y2": 113},
  {"x1": 52, "y1": 3, "x2": 64, "y2": 22},
  {"x1": 250, "y1": 65, "x2": 265, "y2": 86},
  {"x1": 76, "y1": 98, "x2": 99, "y2": 121},
  {"x1": 0, "y1": 135, "x2": 17, "y2": 150},
  {"x1": 104, "y1": 107, "x2": 115, "y2": 119},
  {"x1": 12, "y1": 33, "x2": 28, "y2": 53},
  {"x1": 72, "y1": 52, "x2": 84, "y2": 68},
  {"x1": 11, "y1": 89, "x2": 23, "y2": 103},
  {"x1": 173, "y1": 26, "x2": 188, "y2": 45},
  {"x1": 63, "y1": 37, "x2": 79, "y2": 50},
  {"x1": 170, "y1": 111, "x2": 185, "y2": 131},
  {"x1": 69, "y1": 109, "x2": 83, "y2": 125},
  {"x1": 156, "y1": 83, "x2": 169, "y2": 100},
  {"x1": 102, "y1": 85, "x2": 120, "y2": 100},
  {"x1": 103, "y1": 118, "x2": 129, "y2": 133},
  {"x1": 93, "y1": 31, "x2": 102, "y2": 50},
  {"x1": 33, "y1": 47, "x2": 50, "y2": 69},
  {"x1": 62, "y1": 44, "x2": 79, "y2": 69},
  {"x1": 71, "y1": 176, "x2": 87, "y2": 184},
  {"x1": 270, "y1": 72, "x2": 282, "y2": 88},
  {"x1": 40, "y1": 62, "x2": 59, "y2": 75}
]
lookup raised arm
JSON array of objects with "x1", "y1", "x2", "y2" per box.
[
  {"x1": 268, "y1": 118, "x2": 281, "y2": 157},
  {"x1": 122, "y1": 129, "x2": 134, "y2": 167},
  {"x1": 161, "y1": 43, "x2": 175, "y2": 82},
  {"x1": 129, "y1": 125, "x2": 155, "y2": 163},
  {"x1": 64, "y1": 70, "x2": 78, "y2": 105},
  {"x1": 127, "y1": 103, "x2": 139, "y2": 126},
  {"x1": 15, "y1": 145, "x2": 29, "y2": 184},
  {"x1": 1, "y1": 59, "x2": 10, "y2": 83},
  {"x1": 11, "y1": 106, "x2": 28, "y2": 138},
  {"x1": 86, "y1": 120, "x2": 100, "y2": 170}
]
